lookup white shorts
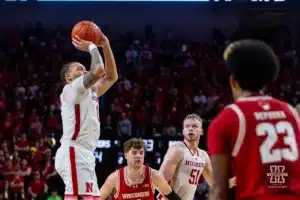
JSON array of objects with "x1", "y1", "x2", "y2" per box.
[{"x1": 55, "y1": 145, "x2": 100, "y2": 199}]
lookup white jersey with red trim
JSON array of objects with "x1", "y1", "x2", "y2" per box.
[
  {"x1": 60, "y1": 76, "x2": 100, "y2": 151},
  {"x1": 170, "y1": 142, "x2": 206, "y2": 200}
]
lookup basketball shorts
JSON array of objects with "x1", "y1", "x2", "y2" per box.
[{"x1": 55, "y1": 145, "x2": 100, "y2": 199}]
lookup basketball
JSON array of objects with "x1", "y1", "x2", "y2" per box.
[{"x1": 71, "y1": 21, "x2": 103, "y2": 44}]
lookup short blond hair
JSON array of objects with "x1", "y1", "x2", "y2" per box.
[
  {"x1": 123, "y1": 138, "x2": 146, "y2": 153},
  {"x1": 184, "y1": 114, "x2": 203, "y2": 124}
]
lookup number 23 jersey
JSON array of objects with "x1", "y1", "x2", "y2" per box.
[
  {"x1": 208, "y1": 95, "x2": 300, "y2": 200},
  {"x1": 170, "y1": 142, "x2": 207, "y2": 200}
]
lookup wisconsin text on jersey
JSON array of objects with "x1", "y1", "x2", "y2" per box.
[{"x1": 121, "y1": 191, "x2": 150, "y2": 199}]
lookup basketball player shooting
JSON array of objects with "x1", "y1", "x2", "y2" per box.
[
  {"x1": 55, "y1": 31, "x2": 118, "y2": 200},
  {"x1": 158, "y1": 114, "x2": 236, "y2": 200},
  {"x1": 99, "y1": 138, "x2": 182, "y2": 200},
  {"x1": 208, "y1": 39, "x2": 300, "y2": 200}
]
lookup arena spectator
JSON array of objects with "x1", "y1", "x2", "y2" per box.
[
  {"x1": 10, "y1": 171, "x2": 24, "y2": 200},
  {"x1": 27, "y1": 172, "x2": 48, "y2": 199},
  {"x1": 46, "y1": 189, "x2": 62, "y2": 200},
  {"x1": 117, "y1": 112, "x2": 132, "y2": 136}
]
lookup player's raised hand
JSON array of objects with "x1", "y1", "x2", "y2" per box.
[
  {"x1": 97, "y1": 34, "x2": 109, "y2": 48},
  {"x1": 72, "y1": 35, "x2": 94, "y2": 52}
]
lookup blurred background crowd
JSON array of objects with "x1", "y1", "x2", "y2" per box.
[{"x1": 0, "y1": 1, "x2": 300, "y2": 200}]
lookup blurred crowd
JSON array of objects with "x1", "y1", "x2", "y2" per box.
[{"x1": 0, "y1": 22, "x2": 300, "y2": 199}]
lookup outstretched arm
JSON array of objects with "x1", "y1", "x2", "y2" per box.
[
  {"x1": 202, "y1": 150, "x2": 213, "y2": 186},
  {"x1": 92, "y1": 36, "x2": 118, "y2": 97},
  {"x1": 209, "y1": 154, "x2": 230, "y2": 200},
  {"x1": 207, "y1": 107, "x2": 238, "y2": 200},
  {"x1": 72, "y1": 36, "x2": 105, "y2": 89},
  {"x1": 159, "y1": 144, "x2": 183, "y2": 182},
  {"x1": 152, "y1": 169, "x2": 182, "y2": 200}
]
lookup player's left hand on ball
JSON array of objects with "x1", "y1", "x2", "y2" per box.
[
  {"x1": 72, "y1": 35, "x2": 94, "y2": 52},
  {"x1": 97, "y1": 35, "x2": 109, "y2": 48}
]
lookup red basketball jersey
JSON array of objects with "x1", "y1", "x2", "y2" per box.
[
  {"x1": 208, "y1": 95, "x2": 300, "y2": 200},
  {"x1": 114, "y1": 165, "x2": 155, "y2": 200}
]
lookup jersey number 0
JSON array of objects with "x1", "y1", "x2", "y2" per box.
[{"x1": 256, "y1": 121, "x2": 299, "y2": 164}]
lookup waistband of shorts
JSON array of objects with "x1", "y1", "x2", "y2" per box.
[{"x1": 60, "y1": 141, "x2": 93, "y2": 152}]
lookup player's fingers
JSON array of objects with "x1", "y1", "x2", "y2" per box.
[
  {"x1": 72, "y1": 39, "x2": 82, "y2": 47},
  {"x1": 75, "y1": 35, "x2": 83, "y2": 42},
  {"x1": 72, "y1": 42, "x2": 82, "y2": 50},
  {"x1": 73, "y1": 36, "x2": 83, "y2": 43},
  {"x1": 72, "y1": 40, "x2": 81, "y2": 46}
]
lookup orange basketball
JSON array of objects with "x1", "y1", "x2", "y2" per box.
[{"x1": 71, "y1": 21, "x2": 103, "y2": 44}]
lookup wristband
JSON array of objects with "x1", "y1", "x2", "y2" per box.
[
  {"x1": 88, "y1": 43, "x2": 98, "y2": 53},
  {"x1": 165, "y1": 190, "x2": 181, "y2": 200}
]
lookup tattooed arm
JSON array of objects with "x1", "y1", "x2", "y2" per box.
[
  {"x1": 72, "y1": 36, "x2": 105, "y2": 89},
  {"x1": 82, "y1": 44, "x2": 105, "y2": 89},
  {"x1": 92, "y1": 36, "x2": 118, "y2": 97}
]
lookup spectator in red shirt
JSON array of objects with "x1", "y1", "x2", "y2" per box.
[
  {"x1": 3, "y1": 160, "x2": 17, "y2": 184},
  {"x1": 0, "y1": 152, "x2": 5, "y2": 171},
  {"x1": 42, "y1": 151, "x2": 57, "y2": 181},
  {"x1": 38, "y1": 137, "x2": 51, "y2": 155},
  {"x1": 10, "y1": 171, "x2": 24, "y2": 200},
  {"x1": 166, "y1": 106, "x2": 181, "y2": 127},
  {"x1": 2, "y1": 113, "x2": 14, "y2": 142},
  {"x1": 20, "y1": 158, "x2": 32, "y2": 177},
  {"x1": 113, "y1": 98, "x2": 124, "y2": 113},
  {"x1": 19, "y1": 158, "x2": 32, "y2": 197},
  {"x1": 14, "y1": 134, "x2": 30, "y2": 158},
  {"x1": 14, "y1": 102, "x2": 24, "y2": 126},
  {"x1": 29, "y1": 145, "x2": 43, "y2": 172},
  {"x1": 46, "y1": 112, "x2": 58, "y2": 132},
  {"x1": 28, "y1": 172, "x2": 48, "y2": 199},
  {"x1": 29, "y1": 116, "x2": 43, "y2": 142},
  {"x1": 11, "y1": 151, "x2": 21, "y2": 168}
]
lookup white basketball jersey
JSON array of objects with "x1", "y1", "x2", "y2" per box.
[
  {"x1": 170, "y1": 142, "x2": 206, "y2": 200},
  {"x1": 60, "y1": 76, "x2": 100, "y2": 151}
]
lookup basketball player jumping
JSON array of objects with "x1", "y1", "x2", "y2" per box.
[
  {"x1": 99, "y1": 138, "x2": 182, "y2": 200},
  {"x1": 208, "y1": 39, "x2": 300, "y2": 200},
  {"x1": 55, "y1": 34, "x2": 118, "y2": 200},
  {"x1": 158, "y1": 114, "x2": 236, "y2": 200}
]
